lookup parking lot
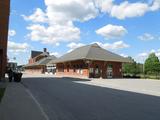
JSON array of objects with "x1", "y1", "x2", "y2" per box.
[
  {"x1": 20, "y1": 74, "x2": 160, "y2": 120},
  {"x1": 75, "y1": 78, "x2": 160, "y2": 96}
]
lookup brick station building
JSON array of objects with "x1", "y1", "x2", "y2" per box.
[
  {"x1": 51, "y1": 43, "x2": 131, "y2": 79},
  {"x1": 25, "y1": 48, "x2": 57, "y2": 74},
  {"x1": 0, "y1": 0, "x2": 10, "y2": 80}
]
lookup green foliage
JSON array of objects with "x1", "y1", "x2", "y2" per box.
[
  {"x1": 123, "y1": 54, "x2": 160, "y2": 79},
  {"x1": 144, "y1": 53, "x2": 160, "y2": 75},
  {"x1": 136, "y1": 63, "x2": 143, "y2": 74},
  {"x1": 122, "y1": 57, "x2": 143, "y2": 76}
]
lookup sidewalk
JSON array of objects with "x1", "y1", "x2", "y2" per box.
[
  {"x1": 76, "y1": 78, "x2": 160, "y2": 97},
  {"x1": 0, "y1": 78, "x2": 8, "y2": 88},
  {"x1": 0, "y1": 82, "x2": 48, "y2": 120}
]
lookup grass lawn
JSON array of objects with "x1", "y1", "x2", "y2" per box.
[{"x1": 0, "y1": 88, "x2": 5, "y2": 102}]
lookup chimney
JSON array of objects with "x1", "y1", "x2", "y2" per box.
[{"x1": 43, "y1": 48, "x2": 47, "y2": 52}]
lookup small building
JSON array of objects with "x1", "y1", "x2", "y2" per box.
[
  {"x1": 25, "y1": 48, "x2": 57, "y2": 74},
  {"x1": 50, "y1": 43, "x2": 131, "y2": 78}
]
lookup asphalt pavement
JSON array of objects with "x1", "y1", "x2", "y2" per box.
[
  {"x1": 21, "y1": 77, "x2": 160, "y2": 120},
  {"x1": 0, "y1": 83, "x2": 47, "y2": 120}
]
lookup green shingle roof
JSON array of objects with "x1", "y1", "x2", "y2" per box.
[{"x1": 50, "y1": 43, "x2": 132, "y2": 63}]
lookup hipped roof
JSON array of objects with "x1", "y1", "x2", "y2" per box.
[
  {"x1": 50, "y1": 43, "x2": 131, "y2": 63},
  {"x1": 25, "y1": 56, "x2": 57, "y2": 67}
]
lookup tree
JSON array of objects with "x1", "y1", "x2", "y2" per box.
[
  {"x1": 144, "y1": 53, "x2": 160, "y2": 75},
  {"x1": 122, "y1": 57, "x2": 140, "y2": 76},
  {"x1": 136, "y1": 63, "x2": 143, "y2": 74}
]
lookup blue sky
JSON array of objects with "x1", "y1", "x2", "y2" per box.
[{"x1": 8, "y1": 0, "x2": 160, "y2": 65}]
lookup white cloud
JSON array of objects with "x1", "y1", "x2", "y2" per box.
[
  {"x1": 22, "y1": 8, "x2": 48, "y2": 23},
  {"x1": 156, "y1": 49, "x2": 160, "y2": 57},
  {"x1": 95, "y1": 41, "x2": 129, "y2": 50},
  {"x1": 55, "y1": 43, "x2": 60, "y2": 46},
  {"x1": 8, "y1": 41, "x2": 30, "y2": 53},
  {"x1": 95, "y1": 0, "x2": 113, "y2": 13},
  {"x1": 98, "y1": 0, "x2": 160, "y2": 19},
  {"x1": 150, "y1": 0, "x2": 160, "y2": 11},
  {"x1": 110, "y1": 1, "x2": 149, "y2": 20},
  {"x1": 138, "y1": 52, "x2": 148, "y2": 57},
  {"x1": 45, "y1": 0, "x2": 98, "y2": 23},
  {"x1": 138, "y1": 33, "x2": 155, "y2": 41},
  {"x1": 23, "y1": 0, "x2": 160, "y2": 45},
  {"x1": 120, "y1": 53, "x2": 128, "y2": 58},
  {"x1": 150, "y1": 49, "x2": 156, "y2": 53},
  {"x1": 67, "y1": 42, "x2": 85, "y2": 52},
  {"x1": 67, "y1": 41, "x2": 129, "y2": 52},
  {"x1": 136, "y1": 52, "x2": 148, "y2": 63},
  {"x1": 24, "y1": 0, "x2": 99, "y2": 45},
  {"x1": 9, "y1": 30, "x2": 16, "y2": 37},
  {"x1": 136, "y1": 48, "x2": 160, "y2": 63},
  {"x1": 67, "y1": 42, "x2": 85, "y2": 49},
  {"x1": 50, "y1": 52, "x2": 61, "y2": 57},
  {"x1": 96, "y1": 24, "x2": 127, "y2": 39},
  {"x1": 27, "y1": 24, "x2": 80, "y2": 44}
]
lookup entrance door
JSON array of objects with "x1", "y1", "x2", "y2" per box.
[{"x1": 107, "y1": 65, "x2": 113, "y2": 78}]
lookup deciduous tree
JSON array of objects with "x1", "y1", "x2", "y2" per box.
[{"x1": 144, "y1": 53, "x2": 160, "y2": 75}]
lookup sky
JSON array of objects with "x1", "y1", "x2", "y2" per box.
[{"x1": 8, "y1": 0, "x2": 160, "y2": 65}]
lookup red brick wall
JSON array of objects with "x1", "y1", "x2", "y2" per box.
[
  {"x1": 89, "y1": 61, "x2": 105, "y2": 78},
  {"x1": 28, "y1": 55, "x2": 46, "y2": 64},
  {"x1": 25, "y1": 69, "x2": 43, "y2": 74},
  {"x1": 25, "y1": 66, "x2": 45, "y2": 74},
  {"x1": 0, "y1": 0, "x2": 10, "y2": 79},
  {"x1": 107, "y1": 61, "x2": 122, "y2": 78},
  {"x1": 56, "y1": 60, "x2": 89, "y2": 78},
  {"x1": 88, "y1": 61, "x2": 122, "y2": 78},
  {"x1": 56, "y1": 60, "x2": 122, "y2": 79}
]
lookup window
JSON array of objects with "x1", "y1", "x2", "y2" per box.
[
  {"x1": 89, "y1": 68, "x2": 94, "y2": 73},
  {"x1": 80, "y1": 69, "x2": 83, "y2": 74},
  {"x1": 67, "y1": 65, "x2": 70, "y2": 72},
  {"x1": 79, "y1": 64, "x2": 83, "y2": 74},
  {"x1": 108, "y1": 64, "x2": 113, "y2": 69},
  {"x1": 95, "y1": 65, "x2": 99, "y2": 74},
  {"x1": 107, "y1": 64, "x2": 113, "y2": 78},
  {"x1": 73, "y1": 65, "x2": 76, "y2": 72}
]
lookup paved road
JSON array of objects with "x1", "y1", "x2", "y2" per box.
[{"x1": 22, "y1": 77, "x2": 160, "y2": 120}]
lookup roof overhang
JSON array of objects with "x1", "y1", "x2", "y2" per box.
[{"x1": 51, "y1": 58, "x2": 132, "y2": 64}]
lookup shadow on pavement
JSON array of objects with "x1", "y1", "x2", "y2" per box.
[{"x1": 21, "y1": 77, "x2": 160, "y2": 120}]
